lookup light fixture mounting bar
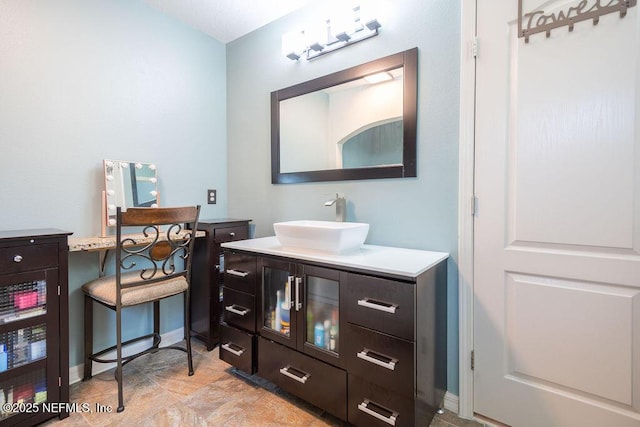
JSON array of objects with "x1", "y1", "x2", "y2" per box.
[{"x1": 306, "y1": 25, "x2": 380, "y2": 61}]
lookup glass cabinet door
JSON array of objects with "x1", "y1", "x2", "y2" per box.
[
  {"x1": 305, "y1": 275, "x2": 339, "y2": 355},
  {"x1": 0, "y1": 269, "x2": 60, "y2": 424},
  {"x1": 259, "y1": 259, "x2": 343, "y2": 366},
  {"x1": 261, "y1": 263, "x2": 294, "y2": 340}
]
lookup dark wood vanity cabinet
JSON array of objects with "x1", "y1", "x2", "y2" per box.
[
  {"x1": 0, "y1": 229, "x2": 71, "y2": 426},
  {"x1": 219, "y1": 251, "x2": 258, "y2": 373},
  {"x1": 344, "y1": 264, "x2": 448, "y2": 427},
  {"x1": 256, "y1": 258, "x2": 348, "y2": 420},
  {"x1": 190, "y1": 219, "x2": 250, "y2": 351},
  {"x1": 218, "y1": 243, "x2": 448, "y2": 426}
]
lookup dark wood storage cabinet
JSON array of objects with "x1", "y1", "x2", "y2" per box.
[
  {"x1": 190, "y1": 219, "x2": 251, "y2": 351},
  {"x1": 218, "y1": 238, "x2": 448, "y2": 426},
  {"x1": 0, "y1": 229, "x2": 71, "y2": 426}
]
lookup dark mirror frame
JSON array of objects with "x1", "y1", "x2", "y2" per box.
[{"x1": 271, "y1": 47, "x2": 418, "y2": 184}]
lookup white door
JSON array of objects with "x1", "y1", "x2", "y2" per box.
[{"x1": 474, "y1": 1, "x2": 640, "y2": 426}]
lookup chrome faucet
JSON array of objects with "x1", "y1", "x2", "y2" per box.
[{"x1": 324, "y1": 194, "x2": 346, "y2": 222}]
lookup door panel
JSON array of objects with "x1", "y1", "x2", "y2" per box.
[
  {"x1": 506, "y1": 273, "x2": 637, "y2": 405},
  {"x1": 509, "y1": 5, "x2": 637, "y2": 250},
  {"x1": 474, "y1": 1, "x2": 640, "y2": 425}
]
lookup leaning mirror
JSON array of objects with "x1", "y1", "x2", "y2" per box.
[
  {"x1": 271, "y1": 48, "x2": 418, "y2": 184},
  {"x1": 102, "y1": 160, "x2": 158, "y2": 234}
]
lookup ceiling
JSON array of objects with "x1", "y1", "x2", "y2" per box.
[{"x1": 142, "y1": 0, "x2": 316, "y2": 43}]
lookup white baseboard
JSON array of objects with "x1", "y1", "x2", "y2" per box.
[
  {"x1": 444, "y1": 391, "x2": 459, "y2": 413},
  {"x1": 69, "y1": 327, "x2": 185, "y2": 385}
]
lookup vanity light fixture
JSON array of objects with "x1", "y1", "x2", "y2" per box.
[
  {"x1": 282, "y1": 4, "x2": 381, "y2": 61},
  {"x1": 335, "y1": 32, "x2": 351, "y2": 43}
]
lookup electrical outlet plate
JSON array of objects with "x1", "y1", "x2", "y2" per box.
[{"x1": 207, "y1": 189, "x2": 217, "y2": 204}]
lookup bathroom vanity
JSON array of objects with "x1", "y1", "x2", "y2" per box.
[{"x1": 219, "y1": 236, "x2": 448, "y2": 427}]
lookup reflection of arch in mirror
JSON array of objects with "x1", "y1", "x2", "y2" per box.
[
  {"x1": 103, "y1": 159, "x2": 158, "y2": 233},
  {"x1": 338, "y1": 118, "x2": 403, "y2": 169}
]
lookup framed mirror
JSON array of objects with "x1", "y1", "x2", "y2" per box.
[
  {"x1": 271, "y1": 48, "x2": 418, "y2": 184},
  {"x1": 102, "y1": 159, "x2": 158, "y2": 231}
]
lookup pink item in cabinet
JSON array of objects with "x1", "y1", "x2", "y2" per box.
[
  {"x1": 14, "y1": 383, "x2": 34, "y2": 403},
  {"x1": 14, "y1": 291, "x2": 38, "y2": 309}
]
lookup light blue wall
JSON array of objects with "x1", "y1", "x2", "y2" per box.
[
  {"x1": 0, "y1": 0, "x2": 228, "y2": 367},
  {"x1": 226, "y1": 0, "x2": 461, "y2": 394},
  {"x1": 0, "y1": 0, "x2": 462, "y2": 396}
]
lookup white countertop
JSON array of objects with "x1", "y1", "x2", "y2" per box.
[{"x1": 221, "y1": 236, "x2": 449, "y2": 278}]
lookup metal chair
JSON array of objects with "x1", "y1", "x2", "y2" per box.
[{"x1": 82, "y1": 205, "x2": 200, "y2": 412}]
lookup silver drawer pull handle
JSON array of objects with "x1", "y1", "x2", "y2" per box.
[
  {"x1": 229, "y1": 232, "x2": 236, "y2": 237},
  {"x1": 13, "y1": 255, "x2": 23, "y2": 263},
  {"x1": 226, "y1": 269, "x2": 249, "y2": 278},
  {"x1": 221, "y1": 343, "x2": 245, "y2": 357},
  {"x1": 225, "y1": 305, "x2": 249, "y2": 316},
  {"x1": 357, "y1": 349, "x2": 397, "y2": 371},
  {"x1": 279, "y1": 366, "x2": 310, "y2": 384},
  {"x1": 357, "y1": 298, "x2": 397, "y2": 314},
  {"x1": 357, "y1": 400, "x2": 398, "y2": 426}
]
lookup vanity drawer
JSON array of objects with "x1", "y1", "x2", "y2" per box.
[
  {"x1": 348, "y1": 374, "x2": 415, "y2": 427},
  {"x1": 219, "y1": 322, "x2": 256, "y2": 374},
  {"x1": 0, "y1": 243, "x2": 58, "y2": 274},
  {"x1": 345, "y1": 323, "x2": 414, "y2": 397},
  {"x1": 346, "y1": 273, "x2": 415, "y2": 341},
  {"x1": 214, "y1": 226, "x2": 248, "y2": 244},
  {"x1": 224, "y1": 251, "x2": 256, "y2": 295},
  {"x1": 258, "y1": 337, "x2": 347, "y2": 421},
  {"x1": 222, "y1": 287, "x2": 256, "y2": 332}
]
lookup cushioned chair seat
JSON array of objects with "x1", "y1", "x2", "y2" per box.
[{"x1": 82, "y1": 271, "x2": 188, "y2": 307}]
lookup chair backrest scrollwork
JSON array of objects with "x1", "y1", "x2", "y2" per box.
[{"x1": 115, "y1": 206, "x2": 201, "y2": 290}]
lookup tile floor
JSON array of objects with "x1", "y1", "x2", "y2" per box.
[{"x1": 44, "y1": 340, "x2": 483, "y2": 426}]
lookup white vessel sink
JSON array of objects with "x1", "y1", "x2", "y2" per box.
[{"x1": 273, "y1": 220, "x2": 369, "y2": 253}]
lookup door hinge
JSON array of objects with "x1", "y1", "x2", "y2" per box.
[
  {"x1": 471, "y1": 350, "x2": 475, "y2": 370},
  {"x1": 471, "y1": 196, "x2": 478, "y2": 216},
  {"x1": 472, "y1": 37, "x2": 479, "y2": 58}
]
